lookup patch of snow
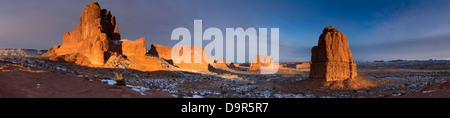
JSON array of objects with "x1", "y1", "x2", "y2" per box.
[
  {"x1": 126, "y1": 85, "x2": 150, "y2": 95},
  {"x1": 422, "y1": 90, "x2": 436, "y2": 93},
  {"x1": 392, "y1": 93, "x2": 402, "y2": 96},
  {"x1": 184, "y1": 95, "x2": 204, "y2": 98},
  {"x1": 386, "y1": 76, "x2": 402, "y2": 79},
  {"x1": 101, "y1": 79, "x2": 116, "y2": 85},
  {"x1": 171, "y1": 94, "x2": 179, "y2": 98}
]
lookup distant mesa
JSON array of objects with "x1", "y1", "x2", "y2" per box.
[
  {"x1": 212, "y1": 57, "x2": 230, "y2": 70},
  {"x1": 295, "y1": 62, "x2": 310, "y2": 69},
  {"x1": 0, "y1": 49, "x2": 47, "y2": 57},
  {"x1": 248, "y1": 55, "x2": 275, "y2": 71},
  {"x1": 309, "y1": 26, "x2": 357, "y2": 81}
]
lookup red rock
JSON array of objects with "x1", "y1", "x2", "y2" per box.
[
  {"x1": 121, "y1": 37, "x2": 147, "y2": 57},
  {"x1": 172, "y1": 45, "x2": 211, "y2": 71},
  {"x1": 149, "y1": 44, "x2": 229, "y2": 71},
  {"x1": 44, "y1": 2, "x2": 121, "y2": 66},
  {"x1": 295, "y1": 62, "x2": 311, "y2": 69},
  {"x1": 248, "y1": 55, "x2": 274, "y2": 71},
  {"x1": 210, "y1": 57, "x2": 229, "y2": 70},
  {"x1": 309, "y1": 26, "x2": 357, "y2": 81},
  {"x1": 127, "y1": 55, "x2": 165, "y2": 71},
  {"x1": 43, "y1": 2, "x2": 165, "y2": 72},
  {"x1": 229, "y1": 63, "x2": 241, "y2": 68},
  {"x1": 148, "y1": 44, "x2": 173, "y2": 60}
]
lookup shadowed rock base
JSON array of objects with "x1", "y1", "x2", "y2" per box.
[
  {"x1": 321, "y1": 76, "x2": 378, "y2": 90},
  {"x1": 310, "y1": 61, "x2": 357, "y2": 81}
]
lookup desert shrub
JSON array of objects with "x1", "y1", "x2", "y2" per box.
[{"x1": 115, "y1": 73, "x2": 126, "y2": 86}]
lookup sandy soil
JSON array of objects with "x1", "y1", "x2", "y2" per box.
[
  {"x1": 389, "y1": 81, "x2": 450, "y2": 98},
  {"x1": 1, "y1": 57, "x2": 449, "y2": 98},
  {"x1": 0, "y1": 59, "x2": 173, "y2": 98}
]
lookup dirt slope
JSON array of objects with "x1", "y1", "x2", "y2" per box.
[{"x1": 0, "y1": 61, "x2": 172, "y2": 98}]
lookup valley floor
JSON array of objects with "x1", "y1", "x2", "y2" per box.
[{"x1": 0, "y1": 56, "x2": 449, "y2": 98}]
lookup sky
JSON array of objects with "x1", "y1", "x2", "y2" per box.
[{"x1": 0, "y1": 0, "x2": 449, "y2": 62}]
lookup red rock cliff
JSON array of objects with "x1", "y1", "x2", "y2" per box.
[{"x1": 44, "y1": 2, "x2": 121, "y2": 66}]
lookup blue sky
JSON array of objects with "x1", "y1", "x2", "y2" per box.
[{"x1": 0, "y1": 0, "x2": 449, "y2": 62}]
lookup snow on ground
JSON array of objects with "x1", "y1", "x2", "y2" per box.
[
  {"x1": 183, "y1": 95, "x2": 204, "y2": 98},
  {"x1": 101, "y1": 79, "x2": 151, "y2": 95},
  {"x1": 101, "y1": 79, "x2": 117, "y2": 85},
  {"x1": 421, "y1": 90, "x2": 436, "y2": 93},
  {"x1": 2, "y1": 57, "x2": 450, "y2": 98},
  {"x1": 126, "y1": 85, "x2": 150, "y2": 95}
]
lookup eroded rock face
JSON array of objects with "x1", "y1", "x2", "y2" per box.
[
  {"x1": 248, "y1": 55, "x2": 274, "y2": 71},
  {"x1": 148, "y1": 44, "x2": 172, "y2": 60},
  {"x1": 210, "y1": 57, "x2": 229, "y2": 70},
  {"x1": 121, "y1": 37, "x2": 147, "y2": 57},
  {"x1": 148, "y1": 44, "x2": 224, "y2": 71},
  {"x1": 296, "y1": 62, "x2": 311, "y2": 69},
  {"x1": 43, "y1": 2, "x2": 164, "y2": 71},
  {"x1": 309, "y1": 26, "x2": 357, "y2": 81},
  {"x1": 45, "y1": 2, "x2": 121, "y2": 66},
  {"x1": 171, "y1": 45, "x2": 213, "y2": 71}
]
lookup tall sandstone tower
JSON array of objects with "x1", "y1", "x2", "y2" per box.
[
  {"x1": 44, "y1": 2, "x2": 121, "y2": 66},
  {"x1": 309, "y1": 26, "x2": 357, "y2": 81},
  {"x1": 43, "y1": 2, "x2": 165, "y2": 71}
]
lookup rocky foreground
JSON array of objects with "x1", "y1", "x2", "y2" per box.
[{"x1": 1, "y1": 56, "x2": 449, "y2": 98}]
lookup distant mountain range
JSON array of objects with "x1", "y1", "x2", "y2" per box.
[{"x1": 0, "y1": 48, "x2": 47, "y2": 57}]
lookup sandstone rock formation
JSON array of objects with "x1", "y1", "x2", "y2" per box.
[
  {"x1": 44, "y1": 2, "x2": 121, "y2": 66},
  {"x1": 43, "y1": 2, "x2": 164, "y2": 71},
  {"x1": 296, "y1": 62, "x2": 311, "y2": 69},
  {"x1": 248, "y1": 55, "x2": 274, "y2": 71},
  {"x1": 229, "y1": 63, "x2": 241, "y2": 68},
  {"x1": 309, "y1": 26, "x2": 357, "y2": 81},
  {"x1": 148, "y1": 44, "x2": 172, "y2": 61},
  {"x1": 121, "y1": 37, "x2": 147, "y2": 57},
  {"x1": 210, "y1": 57, "x2": 229, "y2": 70},
  {"x1": 149, "y1": 44, "x2": 224, "y2": 71},
  {"x1": 170, "y1": 45, "x2": 212, "y2": 71}
]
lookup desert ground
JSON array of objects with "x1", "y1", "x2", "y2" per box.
[
  {"x1": 1, "y1": 54, "x2": 448, "y2": 98},
  {"x1": 3, "y1": 2, "x2": 448, "y2": 98}
]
